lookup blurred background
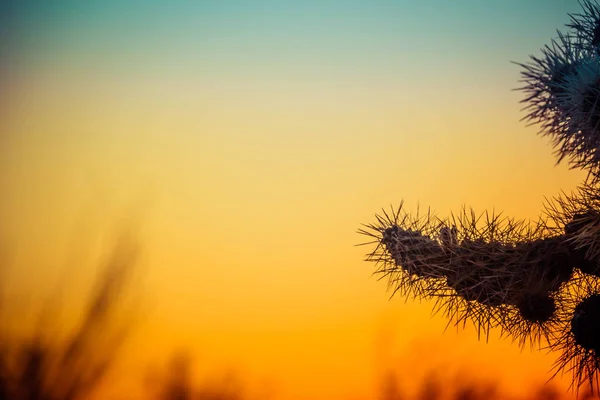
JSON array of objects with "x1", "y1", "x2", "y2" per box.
[{"x1": 0, "y1": 1, "x2": 593, "y2": 399}]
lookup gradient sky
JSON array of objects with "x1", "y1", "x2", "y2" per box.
[{"x1": 0, "y1": 1, "x2": 591, "y2": 399}]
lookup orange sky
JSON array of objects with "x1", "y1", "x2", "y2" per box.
[{"x1": 0, "y1": 68, "x2": 588, "y2": 399}]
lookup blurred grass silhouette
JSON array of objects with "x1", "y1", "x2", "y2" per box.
[
  {"x1": 377, "y1": 369, "x2": 600, "y2": 400},
  {"x1": 149, "y1": 352, "x2": 245, "y2": 400},
  {"x1": 0, "y1": 228, "x2": 140, "y2": 400},
  {"x1": 0, "y1": 225, "x2": 251, "y2": 400}
]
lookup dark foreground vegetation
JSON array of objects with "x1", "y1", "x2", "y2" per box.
[{"x1": 0, "y1": 231, "x2": 598, "y2": 400}]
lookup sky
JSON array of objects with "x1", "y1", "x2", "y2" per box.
[{"x1": 0, "y1": 1, "x2": 591, "y2": 399}]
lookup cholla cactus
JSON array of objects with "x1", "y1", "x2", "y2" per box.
[{"x1": 359, "y1": 0, "x2": 600, "y2": 395}]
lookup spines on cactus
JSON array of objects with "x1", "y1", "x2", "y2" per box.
[{"x1": 359, "y1": 1, "x2": 600, "y2": 394}]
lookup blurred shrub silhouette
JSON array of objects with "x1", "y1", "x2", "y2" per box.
[
  {"x1": 152, "y1": 352, "x2": 244, "y2": 400},
  {"x1": 0, "y1": 228, "x2": 249, "y2": 400},
  {"x1": 377, "y1": 369, "x2": 600, "y2": 400}
]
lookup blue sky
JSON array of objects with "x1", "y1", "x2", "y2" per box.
[{"x1": 6, "y1": 1, "x2": 578, "y2": 72}]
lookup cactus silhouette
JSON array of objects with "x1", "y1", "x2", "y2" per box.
[{"x1": 359, "y1": 0, "x2": 600, "y2": 395}]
